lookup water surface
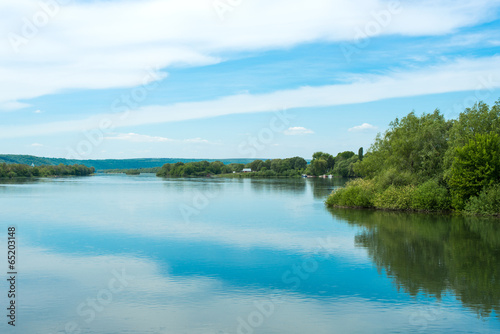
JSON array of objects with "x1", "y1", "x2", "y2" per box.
[{"x1": 1, "y1": 174, "x2": 499, "y2": 333}]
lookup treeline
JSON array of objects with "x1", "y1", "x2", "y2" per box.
[
  {"x1": 307, "y1": 150, "x2": 363, "y2": 177},
  {"x1": 0, "y1": 163, "x2": 95, "y2": 178},
  {"x1": 157, "y1": 160, "x2": 246, "y2": 177},
  {"x1": 156, "y1": 152, "x2": 364, "y2": 178},
  {"x1": 0, "y1": 155, "x2": 256, "y2": 171},
  {"x1": 157, "y1": 158, "x2": 309, "y2": 178},
  {"x1": 239, "y1": 157, "x2": 307, "y2": 177},
  {"x1": 326, "y1": 100, "x2": 500, "y2": 216}
]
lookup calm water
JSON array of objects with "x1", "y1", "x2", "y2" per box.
[{"x1": 1, "y1": 174, "x2": 499, "y2": 333}]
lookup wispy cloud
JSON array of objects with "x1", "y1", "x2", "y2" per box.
[
  {"x1": 1, "y1": 0, "x2": 500, "y2": 110},
  {"x1": 184, "y1": 138, "x2": 210, "y2": 144},
  {"x1": 30, "y1": 143, "x2": 43, "y2": 147},
  {"x1": 284, "y1": 127, "x2": 314, "y2": 135},
  {"x1": 0, "y1": 101, "x2": 31, "y2": 111},
  {"x1": 0, "y1": 56, "x2": 498, "y2": 139},
  {"x1": 348, "y1": 123, "x2": 378, "y2": 132},
  {"x1": 105, "y1": 133, "x2": 174, "y2": 143},
  {"x1": 104, "y1": 133, "x2": 213, "y2": 145}
]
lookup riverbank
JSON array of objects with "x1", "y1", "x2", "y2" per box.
[
  {"x1": 324, "y1": 101, "x2": 500, "y2": 217},
  {"x1": 0, "y1": 163, "x2": 95, "y2": 178}
]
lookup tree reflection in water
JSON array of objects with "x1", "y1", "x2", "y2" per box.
[{"x1": 329, "y1": 208, "x2": 500, "y2": 318}]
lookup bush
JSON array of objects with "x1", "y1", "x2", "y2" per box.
[
  {"x1": 464, "y1": 184, "x2": 500, "y2": 216},
  {"x1": 375, "y1": 167, "x2": 415, "y2": 189},
  {"x1": 411, "y1": 180, "x2": 451, "y2": 211},
  {"x1": 447, "y1": 133, "x2": 500, "y2": 210},
  {"x1": 325, "y1": 179, "x2": 375, "y2": 208},
  {"x1": 373, "y1": 185, "x2": 415, "y2": 210}
]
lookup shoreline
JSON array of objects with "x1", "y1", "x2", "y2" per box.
[{"x1": 326, "y1": 203, "x2": 500, "y2": 218}]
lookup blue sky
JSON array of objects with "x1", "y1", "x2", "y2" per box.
[{"x1": 1, "y1": 0, "x2": 500, "y2": 159}]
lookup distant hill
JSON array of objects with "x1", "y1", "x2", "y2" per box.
[{"x1": 0, "y1": 155, "x2": 258, "y2": 171}]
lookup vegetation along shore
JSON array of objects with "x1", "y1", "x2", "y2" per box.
[
  {"x1": 0, "y1": 163, "x2": 95, "y2": 178},
  {"x1": 325, "y1": 100, "x2": 500, "y2": 217},
  {"x1": 155, "y1": 152, "x2": 362, "y2": 178}
]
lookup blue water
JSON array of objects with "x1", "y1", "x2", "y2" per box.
[{"x1": 0, "y1": 174, "x2": 499, "y2": 333}]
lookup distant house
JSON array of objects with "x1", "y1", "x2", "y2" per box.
[
  {"x1": 242, "y1": 168, "x2": 252, "y2": 173},
  {"x1": 31, "y1": 163, "x2": 35, "y2": 167}
]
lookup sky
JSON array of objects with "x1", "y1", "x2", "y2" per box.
[{"x1": 1, "y1": 0, "x2": 500, "y2": 160}]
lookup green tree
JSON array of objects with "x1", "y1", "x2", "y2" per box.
[
  {"x1": 333, "y1": 155, "x2": 359, "y2": 178},
  {"x1": 311, "y1": 152, "x2": 334, "y2": 175},
  {"x1": 444, "y1": 100, "x2": 500, "y2": 176},
  {"x1": 355, "y1": 110, "x2": 451, "y2": 183},
  {"x1": 310, "y1": 158, "x2": 327, "y2": 176},
  {"x1": 448, "y1": 133, "x2": 500, "y2": 210},
  {"x1": 208, "y1": 161, "x2": 224, "y2": 174},
  {"x1": 247, "y1": 160, "x2": 264, "y2": 172}
]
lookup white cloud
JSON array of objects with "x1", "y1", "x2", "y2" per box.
[
  {"x1": 34, "y1": 109, "x2": 42, "y2": 114},
  {"x1": 30, "y1": 142, "x2": 43, "y2": 147},
  {"x1": 105, "y1": 133, "x2": 213, "y2": 145},
  {"x1": 348, "y1": 123, "x2": 378, "y2": 132},
  {"x1": 284, "y1": 126, "x2": 314, "y2": 135},
  {"x1": 1, "y1": 0, "x2": 499, "y2": 109},
  {"x1": 0, "y1": 56, "x2": 499, "y2": 139},
  {"x1": 184, "y1": 137, "x2": 210, "y2": 144},
  {"x1": 0, "y1": 101, "x2": 31, "y2": 111},
  {"x1": 105, "y1": 133, "x2": 174, "y2": 143}
]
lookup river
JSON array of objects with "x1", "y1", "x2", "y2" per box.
[{"x1": 1, "y1": 174, "x2": 499, "y2": 333}]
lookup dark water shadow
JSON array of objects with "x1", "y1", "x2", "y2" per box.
[{"x1": 328, "y1": 208, "x2": 500, "y2": 318}]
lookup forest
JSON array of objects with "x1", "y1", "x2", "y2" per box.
[
  {"x1": 0, "y1": 163, "x2": 95, "y2": 178},
  {"x1": 326, "y1": 100, "x2": 500, "y2": 216}
]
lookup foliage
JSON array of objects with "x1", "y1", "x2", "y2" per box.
[
  {"x1": 0, "y1": 154, "x2": 256, "y2": 171},
  {"x1": 306, "y1": 151, "x2": 360, "y2": 177},
  {"x1": 411, "y1": 180, "x2": 451, "y2": 211},
  {"x1": 332, "y1": 154, "x2": 359, "y2": 178},
  {"x1": 373, "y1": 167, "x2": 415, "y2": 189},
  {"x1": 0, "y1": 163, "x2": 94, "y2": 178},
  {"x1": 156, "y1": 157, "x2": 307, "y2": 178},
  {"x1": 361, "y1": 110, "x2": 451, "y2": 183},
  {"x1": 327, "y1": 100, "x2": 500, "y2": 215},
  {"x1": 444, "y1": 101, "x2": 500, "y2": 173},
  {"x1": 372, "y1": 185, "x2": 416, "y2": 210},
  {"x1": 464, "y1": 184, "x2": 500, "y2": 216},
  {"x1": 447, "y1": 133, "x2": 500, "y2": 210},
  {"x1": 326, "y1": 179, "x2": 375, "y2": 207},
  {"x1": 309, "y1": 152, "x2": 334, "y2": 176}
]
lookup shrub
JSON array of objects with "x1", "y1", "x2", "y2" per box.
[
  {"x1": 325, "y1": 178, "x2": 375, "y2": 207},
  {"x1": 375, "y1": 167, "x2": 415, "y2": 190},
  {"x1": 373, "y1": 185, "x2": 415, "y2": 210},
  {"x1": 411, "y1": 180, "x2": 451, "y2": 211},
  {"x1": 447, "y1": 133, "x2": 500, "y2": 210},
  {"x1": 464, "y1": 184, "x2": 500, "y2": 216}
]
